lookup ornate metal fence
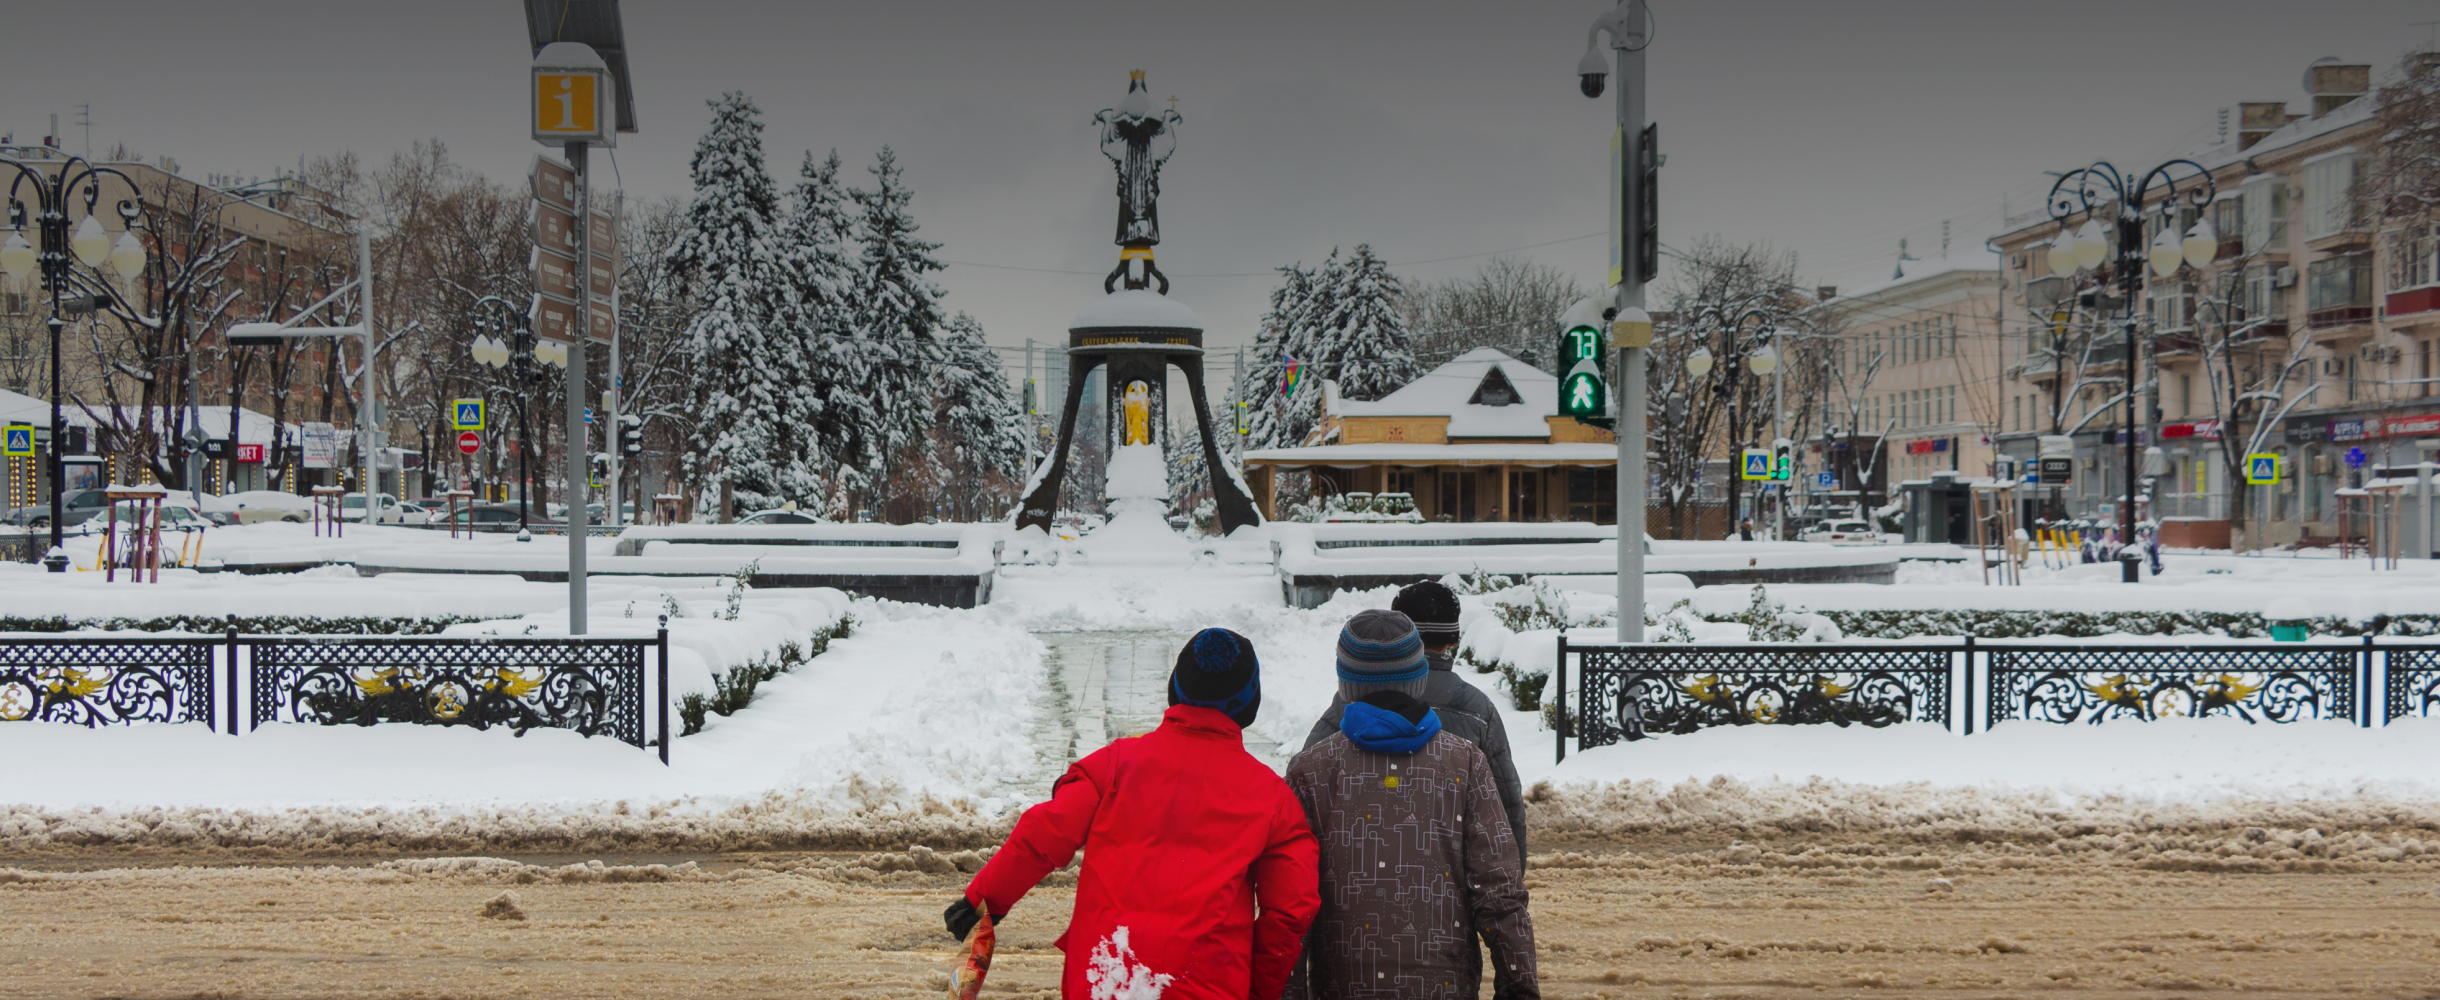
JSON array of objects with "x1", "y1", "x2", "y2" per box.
[
  {"x1": 0, "y1": 637, "x2": 222, "y2": 728},
  {"x1": 248, "y1": 635, "x2": 661, "y2": 754},
  {"x1": 0, "y1": 620, "x2": 671, "y2": 763},
  {"x1": 2385, "y1": 645, "x2": 2440, "y2": 724},
  {"x1": 1983, "y1": 642, "x2": 2361, "y2": 727},
  {"x1": 1553, "y1": 636, "x2": 2440, "y2": 762},
  {"x1": 1558, "y1": 637, "x2": 1953, "y2": 758}
]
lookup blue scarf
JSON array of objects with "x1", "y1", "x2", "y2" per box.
[{"x1": 1339, "y1": 700, "x2": 1442, "y2": 755}]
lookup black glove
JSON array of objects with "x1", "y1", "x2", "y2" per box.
[{"x1": 945, "y1": 896, "x2": 1008, "y2": 941}]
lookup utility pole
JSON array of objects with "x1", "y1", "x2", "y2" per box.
[{"x1": 1580, "y1": 0, "x2": 1653, "y2": 642}]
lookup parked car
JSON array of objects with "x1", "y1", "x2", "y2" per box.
[
  {"x1": 1798, "y1": 519, "x2": 1887, "y2": 545},
  {"x1": 0, "y1": 488, "x2": 115, "y2": 529},
  {"x1": 373, "y1": 499, "x2": 436, "y2": 525},
  {"x1": 736, "y1": 509, "x2": 821, "y2": 525},
  {"x1": 217, "y1": 489, "x2": 314, "y2": 524},
  {"x1": 339, "y1": 492, "x2": 401, "y2": 522},
  {"x1": 74, "y1": 503, "x2": 215, "y2": 533},
  {"x1": 583, "y1": 501, "x2": 637, "y2": 522},
  {"x1": 437, "y1": 504, "x2": 558, "y2": 533}
]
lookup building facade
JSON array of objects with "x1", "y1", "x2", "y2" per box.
[
  {"x1": 1808, "y1": 256, "x2": 2007, "y2": 512},
  {"x1": 1988, "y1": 58, "x2": 2435, "y2": 548}
]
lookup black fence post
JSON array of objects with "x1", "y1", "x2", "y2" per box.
[
  {"x1": 1961, "y1": 633, "x2": 1976, "y2": 736},
  {"x1": 224, "y1": 613, "x2": 239, "y2": 736},
  {"x1": 657, "y1": 616, "x2": 671, "y2": 766},
  {"x1": 1554, "y1": 631, "x2": 1568, "y2": 765}
]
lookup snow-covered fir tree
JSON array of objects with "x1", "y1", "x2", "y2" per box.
[
  {"x1": 1314, "y1": 244, "x2": 1418, "y2": 401},
  {"x1": 1245, "y1": 260, "x2": 1324, "y2": 449},
  {"x1": 673, "y1": 91, "x2": 806, "y2": 512},
  {"x1": 929, "y1": 313, "x2": 1032, "y2": 517},
  {"x1": 779, "y1": 149, "x2": 873, "y2": 506},
  {"x1": 850, "y1": 147, "x2": 948, "y2": 496}
]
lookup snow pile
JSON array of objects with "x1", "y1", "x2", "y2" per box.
[{"x1": 1079, "y1": 444, "x2": 1184, "y2": 565}]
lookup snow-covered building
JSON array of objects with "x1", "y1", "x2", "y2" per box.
[
  {"x1": 1241, "y1": 348, "x2": 1618, "y2": 523},
  {"x1": 1807, "y1": 251, "x2": 2005, "y2": 505}
]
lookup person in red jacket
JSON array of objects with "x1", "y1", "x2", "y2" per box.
[{"x1": 947, "y1": 627, "x2": 1319, "y2": 1000}]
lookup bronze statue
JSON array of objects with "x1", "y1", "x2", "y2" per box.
[{"x1": 1095, "y1": 70, "x2": 1180, "y2": 293}]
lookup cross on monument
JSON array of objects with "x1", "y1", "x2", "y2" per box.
[{"x1": 1167, "y1": 95, "x2": 1178, "y2": 111}]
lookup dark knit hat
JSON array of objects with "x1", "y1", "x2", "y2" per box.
[
  {"x1": 1169, "y1": 627, "x2": 1261, "y2": 729},
  {"x1": 1391, "y1": 581, "x2": 1462, "y2": 644},
  {"x1": 1336, "y1": 609, "x2": 1429, "y2": 700}
]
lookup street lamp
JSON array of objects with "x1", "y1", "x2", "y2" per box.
[
  {"x1": 2042, "y1": 158, "x2": 2217, "y2": 582},
  {"x1": 0, "y1": 154, "x2": 149, "y2": 571},
  {"x1": 469, "y1": 297, "x2": 564, "y2": 535}
]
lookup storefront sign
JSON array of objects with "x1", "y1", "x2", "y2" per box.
[
  {"x1": 2330, "y1": 418, "x2": 2378, "y2": 442},
  {"x1": 2385, "y1": 413, "x2": 2440, "y2": 437}
]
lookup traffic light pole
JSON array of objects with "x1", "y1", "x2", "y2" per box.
[{"x1": 1611, "y1": 0, "x2": 1649, "y2": 643}]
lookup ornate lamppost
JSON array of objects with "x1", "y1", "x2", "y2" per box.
[
  {"x1": 471, "y1": 297, "x2": 567, "y2": 536},
  {"x1": 1684, "y1": 311, "x2": 1781, "y2": 536},
  {"x1": 0, "y1": 155, "x2": 149, "y2": 570},
  {"x1": 2041, "y1": 160, "x2": 2218, "y2": 581}
]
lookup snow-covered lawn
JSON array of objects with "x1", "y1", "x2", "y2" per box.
[{"x1": 5, "y1": 520, "x2": 2440, "y2": 850}]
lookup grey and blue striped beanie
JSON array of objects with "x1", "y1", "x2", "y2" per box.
[{"x1": 1336, "y1": 609, "x2": 1430, "y2": 701}]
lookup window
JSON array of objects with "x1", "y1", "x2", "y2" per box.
[
  {"x1": 2242, "y1": 174, "x2": 2288, "y2": 254},
  {"x1": 0, "y1": 292, "x2": 23, "y2": 316},
  {"x1": 2301, "y1": 150, "x2": 2360, "y2": 240},
  {"x1": 2306, "y1": 254, "x2": 2372, "y2": 320},
  {"x1": 2244, "y1": 264, "x2": 2289, "y2": 324},
  {"x1": 2423, "y1": 339, "x2": 2434, "y2": 398},
  {"x1": 2178, "y1": 374, "x2": 2192, "y2": 416},
  {"x1": 2391, "y1": 224, "x2": 2440, "y2": 291}
]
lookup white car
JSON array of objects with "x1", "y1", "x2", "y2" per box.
[{"x1": 1799, "y1": 519, "x2": 1887, "y2": 545}]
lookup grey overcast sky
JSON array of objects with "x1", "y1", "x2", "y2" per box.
[{"x1": 4, "y1": 1, "x2": 2436, "y2": 372}]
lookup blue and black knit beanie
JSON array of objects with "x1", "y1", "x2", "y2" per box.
[
  {"x1": 1169, "y1": 627, "x2": 1261, "y2": 729},
  {"x1": 1336, "y1": 609, "x2": 1430, "y2": 701}
]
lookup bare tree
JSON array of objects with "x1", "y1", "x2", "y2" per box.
[
  {"x1": 1403, "y1": 256, "x2": 1586, "y2": 373},
  {"x1": 1647, "y1": 238, "x2": 1822, "y2": 538}
]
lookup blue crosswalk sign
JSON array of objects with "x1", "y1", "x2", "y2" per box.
[
  {"x1": 1741, "y1": 448, "x2": 1771, "y2": 480},
  {"x1": 1, "y1": 425, "x2": 29, "y2": 457},
  {"x1": 451, "y1": 398, "x2": 484, "y2": 431},
  {"x1": 2245, "y1": 453, "x2": 2279, "y2": 485}
]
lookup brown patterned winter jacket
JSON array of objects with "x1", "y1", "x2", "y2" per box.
[{"x1": 1283, "y1": 728, "x2": 1538, "y2": 1000}]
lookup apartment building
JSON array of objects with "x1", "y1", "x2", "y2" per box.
[
  {"x1": 1988, "y1": 58, "x2": 2432, "y2": 547},
  {"x1": 1808, "y1": 254, "x2": 2007, "y2": 508},
  {"x1": 0, "y1": 144, "x2": 354, "y2": 496}
]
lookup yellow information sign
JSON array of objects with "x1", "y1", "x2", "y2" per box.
[{"x1": 535, "y1": 72, "x2": 600, "y2": 138}]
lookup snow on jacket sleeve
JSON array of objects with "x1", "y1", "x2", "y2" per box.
[
  {"x1": 1462, "y1": 746, "x2": 1540, "y2": 1000},
  {"x1": 1248, "y1": 781, "x2": 1321, "y2": 1000},
  {"x1": 963, "y1": 761, "x2": 1103, "y2": 917}
]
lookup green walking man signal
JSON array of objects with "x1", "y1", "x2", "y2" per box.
[{"x1": 1556, "y1": 297, "x2": 1608, "y2": 421}]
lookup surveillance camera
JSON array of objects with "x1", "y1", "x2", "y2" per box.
[{"x1": 1577, "y1": 49, "x2": 1610, "y2": 98}]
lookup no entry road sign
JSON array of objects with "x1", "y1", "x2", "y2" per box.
[{"x1": 458, "y1": 431, "x2": 482, "y2": 456}]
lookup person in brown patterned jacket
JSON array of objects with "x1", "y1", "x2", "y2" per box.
[{"x1": 1284, "y1": 609, "x2": 1539, "y2": 1000}]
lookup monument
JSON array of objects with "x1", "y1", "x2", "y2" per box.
[{"x1": 1013, "y1": 71, "x2": 1261, "y2": 534}]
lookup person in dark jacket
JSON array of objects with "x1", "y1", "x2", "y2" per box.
[
  {"x1": 947, "y1": 628, "x2": 1320, "y2": 1000},
  {"x1": 1286, "y1": 609, "x2": 1538, "y2": 999},
  {"x1": 1301, "y1": 580, "x2": 1526, "y2": 856}
]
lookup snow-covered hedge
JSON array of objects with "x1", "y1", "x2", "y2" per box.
[
  {"x1": 1819, "y1": 609, "x2": 2440, "y2": 639},
  {"x1": 441, "y1": 581, "x2": 856, "y2": 738},
  {"x1": 0, "y1": 614, "x2": 493, "y2": 635}
]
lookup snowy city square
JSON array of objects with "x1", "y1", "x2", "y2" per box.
[{"x1": 6, "y1": 2, "x2": 2440, "y2": 997}]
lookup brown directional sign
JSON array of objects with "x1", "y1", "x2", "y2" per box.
[
  {"x1": 531, "y1": 246, "x2": 578, "y2": 303},
  {"x1": 531, "y1": 294, "x2": 576, "y2": 343},
  {"x1": 531, "y1": 201, "x2": 578, "y2": 257},
  {"x1": 586, "y1": 210, "x2": 618, "y2": 298},
  {"x1": 531, "y1": 155, "x2": 576, "y2": 211},
  {"x1": 588, "y1": 298, "x2": 615, "y2": 345}
]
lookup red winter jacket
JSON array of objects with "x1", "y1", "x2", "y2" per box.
[{"x1": 964, "y1": 704, "x2": 1320, "y2": 1000}]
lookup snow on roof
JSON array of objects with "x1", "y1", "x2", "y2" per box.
[
  {"x1": 1337, "y1": 347, "x2": 1560, "y2": 438},
  {"x1": 1069, "y1": 289, "x2": 1202, "y2": 331},
  {"x1": 1818, "y1": 250, "x2": 2001, "y2": 310},
  {"x1": 1242, "y1": 442, "x2": 1616, "y2": 466}
]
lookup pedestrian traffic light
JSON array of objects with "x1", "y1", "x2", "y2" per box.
[
  {"x1": 1771, "y1": 440, "x2": 1792, "y2": 481},
  {"x1": 1556, "y1": 297, "x2": 1607, "y2": 421},
  {"x1": 618, "y1": 414, "x2": 644, "y2": 455}
]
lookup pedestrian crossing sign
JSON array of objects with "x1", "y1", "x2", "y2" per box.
[
  {"x1": 2244, "y1": 453, "x2": 2279, "y2": 485},
  {"x1": 1, "y1": 424, "x2": 29, "y2": 457},
  {"x1": 1741, "y1": 448, "x2": 1771, "y2": 480},
  {"x1": 452, "y1": 398, "x2": 485, "y2": 432}
]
